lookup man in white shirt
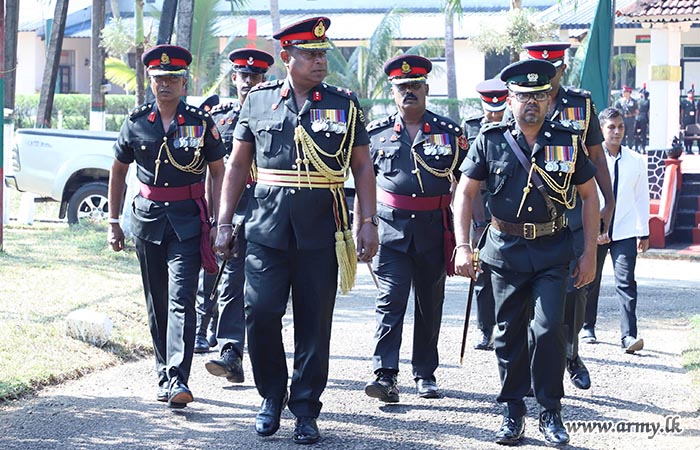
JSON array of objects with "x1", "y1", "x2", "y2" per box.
[{"x1": 583, "y1": 107, "x2": 650, "y2": 354}]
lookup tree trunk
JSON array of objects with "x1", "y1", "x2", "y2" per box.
[
  {"x1": 176, "y1": 0, "x2": 193, "y2": 96},
  {"x1": 444, "y1": 10, "x2": 459, "y2": 122},
  {"x1": 90, "y1": 0, "x2": 106, "y2": 131},
  {"x1": 135, "y1": 0, "x2": 145, "y2": 105},
  {"x1": 158, "y1": 0, "x2": 178, "y2": 45},
  {"x1": 36, "y1": 0, "x2": 69, "y2": 128},
  {"x1": 4, "y1": 0, "x2": 19, "y2": 110},
  {"x1": 269, "y1": 0, "x2": 283, "y2": 79}
]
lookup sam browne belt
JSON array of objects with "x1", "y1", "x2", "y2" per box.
[{"x1": 490, "y1": 215, "x2": 568, "y2": 240}]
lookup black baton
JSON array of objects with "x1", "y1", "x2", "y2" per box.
[{"x1": 210, "y1": 222, "x2": 242, "y2": 301}]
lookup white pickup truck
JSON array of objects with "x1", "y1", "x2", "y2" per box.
[{"x1": 4, "y1": 128, "x2": 118, "y2": 224}]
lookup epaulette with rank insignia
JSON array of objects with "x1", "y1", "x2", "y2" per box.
[
  {"x1": 430, "y1": 115, "x2": 463, "y2": 136},
  {"x1": 545, "y1": 119, "x2": 578, "y2": 134},
  {"x1": 480, "y1": 120, "x2": 509, "y2": 133},
  {"x1": 563, "y1": 86, "x2": 592, "y2": 98},
  {"x1": 129, "y1": 103, "x2": 152, "y2": 120},
  {"x1": 321, "y1": 83, "x2": 356, "y2": 100},
  {"x1": 367, "y1": 116, "x2": 393, "y2": 133},
  {"x1": 250, "y1": 79, "x2": 284, "y2": 93},
  {"x1": 183, "y1": 104, "x2": 211, "y2": 119}
]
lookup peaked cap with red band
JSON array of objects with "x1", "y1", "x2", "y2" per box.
[
  {"x1": 273, "y1": 17, "x2": 332, "y2": 51},
  {"x1": 228, "y1": 48, "x2": 275, "y2": 74},
  {"x1": 142, "y1": 44, "x2": 192, "y2": 77},
  {"x1": 475, "y1": 78, "x2": 508, "y2": 112},
  {"x1": 523, "y1": 41, "x2": 571, "y2": 68},
  {"x1": 383, "y1": 54, "x2": 432, "y2": 85}
]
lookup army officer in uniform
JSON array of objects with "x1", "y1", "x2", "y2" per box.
[
  {"x1": 107, "y1": 45, "x2": 227, "y2": 408},
  {"x1": 214, "y1": 17, "x2": 378, "y2": 444},
  {"x1": 363, "y1": 55, "x2": 467, "y2": 403},
  {"x1": 453, "y1": 60, "x2": 599, "y2": 446}
]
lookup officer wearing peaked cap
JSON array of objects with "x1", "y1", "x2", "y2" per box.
[
  {"x1": 214, "y1": 17, "x2": 378, "y2": 444},
  {"x1": 197, "y1": 48, "x2": 275, "y2": 382},
  {"x1": 453, "y1": 59, "x2": 600, "y2": 446},
  {"x1": 461, "y1": 77, "x2": 508, "y2": 352},
  {"x1": 364, "y1": 54, "x2": 467, "y2": 403},
  {"x1": 524, "y1": 41, "x2": 615, "y2": 394},
  {"x1": 107, "y1": 44, "x2": 227, "y2": 409}
]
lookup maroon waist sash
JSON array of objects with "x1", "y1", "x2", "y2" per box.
[
  {"x1": 139, "y1": 181, "x2": 217, "y2": 274},
  {"x1": 377, "y1": 188, "x2": 456, "y2": 276}
]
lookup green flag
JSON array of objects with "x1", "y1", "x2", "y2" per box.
[{"x1": 580, "y1": 0, "x2": 614, "y2": 112}]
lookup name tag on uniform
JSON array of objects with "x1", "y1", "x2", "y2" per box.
[
  {"x1": 423, "y1": 133, "x2": 452, "y2": 156},
  {"x1": 560, "y1": 107, "x2": 585, "y2": 131},
  {"x1": 310, "y1": 109, "x2": 347, "y2": 134},
  {"x1": 175, "y1": 125, "x2": 204, "y2": 149},
  {"x1": 544, "y1": 145, "x2": 575, "y2": 173}
]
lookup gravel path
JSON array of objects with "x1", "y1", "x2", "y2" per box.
[{"x1": 1, "y1": 257, "x2": 699, "y2": 449}]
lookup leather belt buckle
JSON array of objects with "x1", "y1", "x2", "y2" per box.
[{"x1": 523, "y1": 223, "x2": 537, "y2": 240}]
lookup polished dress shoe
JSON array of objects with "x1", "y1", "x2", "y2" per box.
[
  {"x1": 255, "y1": 392, "x2": 288, "y2": 436},
  {"x1": 416, "y1": 378, "x2": 441, "y2": 399},
  {"x1": 194, "y1": 335, "x2": 210, "y2": 354},
  {"x1": 207, "y1": 318, "x2": 218, "y2": 348},
  {"x1": 293, "y1": 416, "x2": 321, "y2": 445},
  {"x1": 364, "y1": 370, "x2": 399, "y2": 403},
  {"x1": 580, "y1": 328, "x2": 597, "y2": 344},
  {"x1": 566, "y1": 356, "x2": 591, "y2": 390},
  {"x1": 622, "y1": 336, "x2": 644, "y2": 354},
  {"x1": 539, "y1": 409, "x2": 569, "y2": 446},
  {"x1": 495, "y1": 415, "x2": 525, "y2": 446},
  {"x1": 156, "y1": 382, "x2": 169, "y2": 402},
  {"x1": 168, "y1": 379, "x2": 194, "y2": 409},
  {"x1": 205, "y1": 346, "x2": 244, "y2": 383},
  {"x1": 474, "y1": 328, "x2": 495, "y2": 350}
]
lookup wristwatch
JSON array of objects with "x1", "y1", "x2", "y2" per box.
[{"x1": 362, "y1": 215, "x2": 379, "y2": 226}]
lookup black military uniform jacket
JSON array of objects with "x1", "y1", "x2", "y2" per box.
[
  {"x1": 462, "y1": 114, "x2": 486, "y2": 147},
  {"x1": 114, "y1": 100, "x2": 227, "y2": 244},
  {"x1": 614, "y1": 96, "x2": 638, "y2": 119},
  {"x1": 680, "y1": 97, "x2": 698, "y2": 126},
  {"x1": 369, "y1": 110, "x2": 466, "y2": 253},
  {"x1": 460, "y1": 119, "x2": 596, "y2": 272},
  {"x1": 234, "y1": 78, "x2": 369, "y2": 250},
  {"x1": 211, "y1": 101, "x2": 251, "y2": 219}
]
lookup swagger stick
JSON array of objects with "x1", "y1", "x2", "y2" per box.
[{"x1": 459, "y1": 248, "x2": 480, "y2": 365}]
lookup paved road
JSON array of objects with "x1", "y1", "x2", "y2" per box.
[{"x1": 1, "y1": 257, "x2": 699, "y2": 449}]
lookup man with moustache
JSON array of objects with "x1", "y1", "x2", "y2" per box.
[
  {"x1": 197, "y1": 48, "x2": 275, "y2": 387},
  {"x1": 214, "y1": 17, "x2": 378, "y2": 444},
  {"x1": 453, "y1": 59, "x2": 599, "y2": 446},
  {"x1": 363, "y1": 55, "x2": 468, "y2": 403},
  {"x1": 107, "y1": 45, "x2": 227, "y2": 408}
]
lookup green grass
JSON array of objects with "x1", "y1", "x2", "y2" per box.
[
  {"x1": 682, "y1": 315, "x2": 700, "y2": 390},
  {"x1": 0, "y1": 222, "x2": 151, "y2": 402}
]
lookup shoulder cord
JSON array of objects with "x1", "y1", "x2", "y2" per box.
[
  {"x1": 410, "y1": 135, "x2": 461, "y2": 193},
  {"x1": 154, "y1": 119, "x2": 207, "y2": 184}
]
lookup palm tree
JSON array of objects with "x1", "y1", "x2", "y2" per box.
[{"x1": 443, "y1": 0, "x2": 462, "y2": 121}]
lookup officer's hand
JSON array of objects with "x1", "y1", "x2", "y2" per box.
[
  {"x1": 214, "y1": 227, "x2": 234, "y2": 260},
  {"x1": 638, "y1": 237, "x2": 649, "y2": 253},
  {"x1": 600, "y1": 204, "x2": 614, "y2": 236},
  {"x1": 597, "y1": 232, "x2": 611, "y2": 245},
  {"x1": 454, "y1": 246, "x2": 479, "y2": 281},
  {"x1": 572, "y1": 250, "x2": 596, "y2": 289},
  {"x1": 356, "y1": 223, "x2": 378, "y2": 263},
  {"x1": 108, "y1": 223, "x2": 125, "y2": 252}
]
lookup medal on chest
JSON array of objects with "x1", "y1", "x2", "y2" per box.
[
  {"x1": 310, "y1": 109, "x2": 347, "y2": 134},
  {"x1": 174, "y1": 125, "x2": 205, "y2": 149},
  {"x1": 559, "y1": 107, "x2": 585, "y2": 131},
  {"x1": 544, "y1": 145, "x2": 575, "y2": 173},
  {"x1": 423, "y1": 133, "x2": 453, "y2": 157}
]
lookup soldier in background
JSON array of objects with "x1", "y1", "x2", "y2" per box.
[
  {"x1": 461, "y1": 77, "x2": 508, "y2": 351},
  {"x1": 680, "y1": 86, "x2": 698, "y2": 154},
  {"x1": 107, "y1": 45, "x2": 227, "y2": 409},
  {"x1": 634, "y1": 84, "x2": 649, "y2": 154},
  {"x1": 614, "y1": 85, "x2": 638, "y2": 148}
]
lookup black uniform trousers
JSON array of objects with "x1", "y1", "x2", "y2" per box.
[
  {"x1": 564, "y1": 227, "x2": 586, "y2": 360},
  {"x1": 489, "y1": 262, "x2": 568, "y2": 418},
  {"x1": 584, "y1": 237, "x2": 639, "y2": 340},
  {"x1": 474, "y1": 266, "x2": 495, "y2": 332},
  {"x1": 622, "y1": 117, "x2": 636, "y2": 148},
  {"x1": 216, "y1": 235, "x2": 247, "y2": 356},
  {"x1": 371, "y1": 244, "x2": 446, "y2": 380},
  {"x1": 196, "y1": 270, "x2": 219, "y2": 333},
  {"x1": 244, "y1": 241, "x2": 337, "y2": 419},
  {"x1": 133, "y1": 222, "x2": 200, "y2": 385}
]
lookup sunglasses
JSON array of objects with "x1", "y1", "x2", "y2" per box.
[{"x1": 512, "y1": 92, "x2": 549, "y2": 102}]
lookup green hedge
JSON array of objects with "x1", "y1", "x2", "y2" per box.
[{"x1": 14, "y1": 94, "x2": 136, "y2": 130}]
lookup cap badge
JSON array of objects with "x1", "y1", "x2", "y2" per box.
[
  {"x1": 313, "y1": 19, "x2": 326, "y2": 38},
  {"x1": 160, "y1": 52, "x2": 170, "y2": 65},
  {"x1": 401, "y1": 61, "x2": 411, "y2": 74},
  {"x1": 542, "y1": 50, "x2": 549, "y2": 59},
  {"x1": 247, "y1": 56, "x2": 254, "y2": 65},
  {"x1": 527, "y1": 73, "x2": 539, "y2": 82},
  {"x1": 492, "y1": 96, "x2": 499, "y2": 103}
]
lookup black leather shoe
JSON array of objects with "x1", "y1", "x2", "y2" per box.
[
  {"x1": 156, "y1": 382, "x2": 169, "y2": 402},
  {"x1": 205, "y1": 346, "x2": 244, "y2": 383},
  {"x1": 622, "y1": 336, "x2": 644, "y2": 354},
  {"x1": 207, "y1": 318, "x2": 218, "y2": 348},
  {"x1": 495, "y1": 415, "x2": 525, "y2": 446},
  {"x1": 539, "y1": 409, "x2": 569, "y2": 446},
  {"x1": 255, "y1": 393, "x2": 288, "y2": 436},
  {"x1": 364, "y1": 370, "x2": 399, "y2": 403},
  {"x1": 474, "y1": 328, "x2": 495, "y2": 350},
  {"x1": 580, "y1": 328, "x2": 597, "y2": 344},
  {"x1": 194, "y1": 335, "x2": 210, "y2": 354},
  {"x1": 292, "y1": 416, "x2": 321, "y2": 445},
  {"x1": 168, "y1": 379, "x2": 194, "y2": 409},
  {"x1": 416, "y1": 378, "x2": 441, "y2": 399},
  {"x1": 567, "y1": 356, "x2": 591, "y2": 390}
]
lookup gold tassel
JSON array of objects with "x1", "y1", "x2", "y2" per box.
[
  {"x1": 335, "y1": 231, "x2": 354, "y2": 294},
  {"x1": 343, "y1": 228, "x2": 357, "y2": 287}
]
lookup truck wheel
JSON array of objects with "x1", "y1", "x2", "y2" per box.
[{"x1": 67, "y1": 182, "x2": 109, "y2": 225}]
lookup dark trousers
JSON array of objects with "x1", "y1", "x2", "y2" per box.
[
  {"x1": 584, "y1": 237, "x2": 639, "y2": 341},
  {"x1": 134, "y1": 224, "x2": 200, "y2": 385},
  {"x1": 216, "y1": 235, "x2": 247, "y2": 356},
  {"x1": 564, "y1": 228, "x2": 585, "y2": 360},
  {"x1": 623, "y1": 117, "x2": 636, "y2": 147},
  {"x1": 371, "y1": 244, "x2": 446, "y2": 380},
  {"x1": 489, "y1": 262, "x2": 568, "y2": 417},
  {"x1": 244, "y1": 241, "x2": 337, "y2": 419},
  {"x1": 475, "y1": 265, "x2": 496, "y2": 333},
  {"x1": 196, "y1": 270, "x2": 218, "y2": 335}
]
